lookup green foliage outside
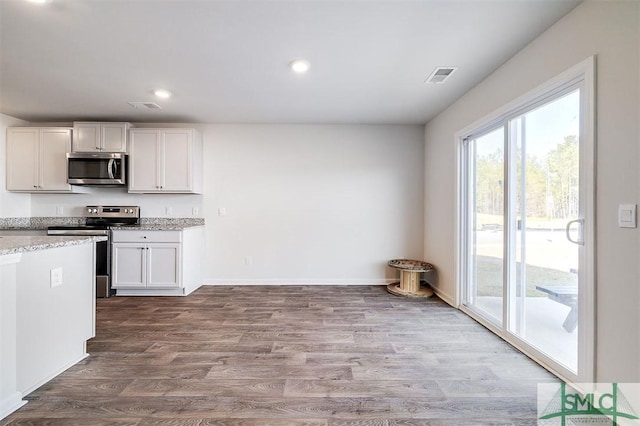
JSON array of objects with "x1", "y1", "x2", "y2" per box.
[{"x1": 475, "y1": 135, "x2": 579, "y2": 220}]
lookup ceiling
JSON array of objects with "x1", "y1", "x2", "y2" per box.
[{"x1": 0, "y1": 0, "x2": 581, "y2": 125}]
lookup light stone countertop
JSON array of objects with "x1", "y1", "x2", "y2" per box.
[
  {"x1": 0, "y1": 217, "x2": 205, "y2": 231},
  {"x1": 0, "y1": 235, "x2": 108, "y2": 256},
  {"x1": 113, "y1": 218, "x2": 205, "y2": 231}
]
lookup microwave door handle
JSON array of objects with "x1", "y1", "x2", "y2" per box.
[{"x1": 108, "y1": 159, "x2": 115, "y2": 179}]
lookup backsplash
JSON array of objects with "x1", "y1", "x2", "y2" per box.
[{"x1": 29, "y1": 191, "x2": 203, "y2": 218}]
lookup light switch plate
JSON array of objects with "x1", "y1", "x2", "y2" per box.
[{"x1": 618, "y1": 204, "x2": 637, "y2": 228}]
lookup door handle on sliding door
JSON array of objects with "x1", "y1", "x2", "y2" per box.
[{"x1": 566, "y1": 218, "x2": 584, "y2": 245}]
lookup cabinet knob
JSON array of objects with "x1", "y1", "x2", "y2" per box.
[{"x1": 143, "y1": 236, "x2": 147, "y2": 239}]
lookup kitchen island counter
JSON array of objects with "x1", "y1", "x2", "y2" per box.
[{"x1": 0, "y1": 235, "x2": 107, "y2": 256}]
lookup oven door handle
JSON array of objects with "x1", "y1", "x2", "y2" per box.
[{"x1": 108, "y1": 159, "x2": 115, "y2": 179}]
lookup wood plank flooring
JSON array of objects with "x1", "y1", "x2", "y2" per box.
[{"x1": 2, "y1": 285, "x2": 558, "y2": 425}]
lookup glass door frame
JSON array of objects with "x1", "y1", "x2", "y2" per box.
[{"x1": 455, "y1": 57, "x2": 596, "y2": 384}]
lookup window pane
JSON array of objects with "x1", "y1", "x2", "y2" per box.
[
  {"x1": 510, "y1": 89, "x2": 580, "y2": 372},
  {"x1": 467, "y1": 127, "x2": 504, "y2": 325}
]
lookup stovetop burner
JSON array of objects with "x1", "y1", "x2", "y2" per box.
[{"x1": 46, "y1": 206, "x2": 140, "y2": 233}]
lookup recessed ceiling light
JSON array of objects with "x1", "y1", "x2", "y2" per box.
[
  {"x1": 153, "y1": 89, "x2": 172, "y2": 99},
  {"x1": 26, "y1": 0, "x2": 48, "y2": 4},
  {"x1": 289, "y1": 59, "x2": 310, "y2": 74}
]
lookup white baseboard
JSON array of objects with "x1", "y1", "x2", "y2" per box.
[
  {"x1": 20, "y1": 353, "x2": 89, "y2": 397},
  {"x1": 432, "y1": 287, "x2": 457, "y2": 307},
  {"x1": 0, "y1": 392, "x2": 26, "y2": 422},
  {"x1": 203, "y1": 278, "x2": 396, "y2": 286},
  {"x1": 116, "y1": 288, "x2": 187, "y2": 296}
]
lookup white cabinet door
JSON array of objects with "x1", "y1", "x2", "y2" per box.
[
  {"x1": 112, "y1": 244, "x2": 146, "y2": 288},
  {"x1": 39, "y1": 128, "x2": 72, "y2": 191},
  {"x1": 161, "y1": 129, "x2": 192, "y2": 192},
  {"x1": 73, "y1": 122, "x2": 101, "y2": 152},
  {"x1": 73, "y1": 122, "x2": 128, "y2": 152},
  {"x1": 101, "y1": 123, "x2": 128, "y2": 152},
  {"x1": 128, "y1": 128, "x2": 202, "y2": 194},
  {"x1": 6, "y1": 127, "x2": 72, "y2": 192},
  {"x1": 147, "y1": 244, "x2": 180, "y2": 288},
  {"x1": 6, "y1": 128, "x2": 39, "y2": 191},
  {"x1": 129, "y1": 129, "x2": 160, "y2": 192}
]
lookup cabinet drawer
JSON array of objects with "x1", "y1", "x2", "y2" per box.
[{"x1": 112, "y1": 230, "x2": 182, "y2": 243}]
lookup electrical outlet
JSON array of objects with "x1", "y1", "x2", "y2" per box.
[
  {"x1": 50, "y1": 267, "x2": 63, "y2": 288},
  {"x1": 192, "y1": 207, "x2": 199, "y2": 216},
  {"x1": 218, "y1": 207, "x2": 227, "y2": 217},
  {"x1": 166, "y1": 206, "x2": 173, "y2": 216},
  {"x1": 56, "y1": 206, "x2": 64, "y2": 216},
  {"x1": 244, "y1": 256, "x2": 253, "y2": 266}
]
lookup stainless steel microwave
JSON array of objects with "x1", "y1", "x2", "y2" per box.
[{"x1": 67, "y1": 152, "x2": 126, "y2": 186}]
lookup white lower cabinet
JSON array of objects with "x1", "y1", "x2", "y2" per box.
[{"x1": 111, "y1": 228, "x2": 203, "y2": 296}]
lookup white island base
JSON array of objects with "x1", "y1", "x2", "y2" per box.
[{"x1": 0, "y1": 238, "x2": 97, "y2": 421}]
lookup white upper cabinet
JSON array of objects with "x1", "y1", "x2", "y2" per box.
[
  {"x1": 72, "y1": 122, "x2": 130, "y2": 152},
  {"x1": 6, "y1": 127, "x2": 76, "y2": 192},
  {"x1": 128, "y1": 128, "x2": 202, "y2": 193}
]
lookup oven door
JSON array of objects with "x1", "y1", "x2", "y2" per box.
[{"x1": 67, "y1": 153, "x2": 126, "y2": 185}]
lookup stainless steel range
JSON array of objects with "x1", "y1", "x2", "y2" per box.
[{"x1": 47, "y1": 206, "x2": 140, "y2": 298}]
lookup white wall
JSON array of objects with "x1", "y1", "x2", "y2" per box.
[
  {"x1": 0, "y1": 114, "x2": 30, "y2": 217},
  {"x1": 22, "y1": 123, "x2": 424, "y2": 284},
  {"x1": 31, "y1": 190, "x2": 203, "y2": 218},
  {"x1": 204, "y1": 124, "x2": 425, "y2": 284},
  {"x1": 424, "y1": 1, "x2": 639, "y2": 382}
]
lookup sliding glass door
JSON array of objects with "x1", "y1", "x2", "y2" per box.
[
  {"x1": 465, "y1": 127, "x2": 505, "y2": 326},
  {"x1": 460, "y1": 59, "x2": 594, "y2": 382},
  {"x1": 508, "y1": 90, "x2": 580, "y2": 371}
]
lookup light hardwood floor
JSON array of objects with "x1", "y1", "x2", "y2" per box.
[{"x1": 2, "y1": 285, "x2": 558, "y2": 425}]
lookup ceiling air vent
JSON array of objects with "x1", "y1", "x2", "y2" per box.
[
  {"x1": 128, "y1": 101, "x2": 163, "y2": 110},
  {"x1": 425, "y1": 67, "x2": 458, "y2": 84}
]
